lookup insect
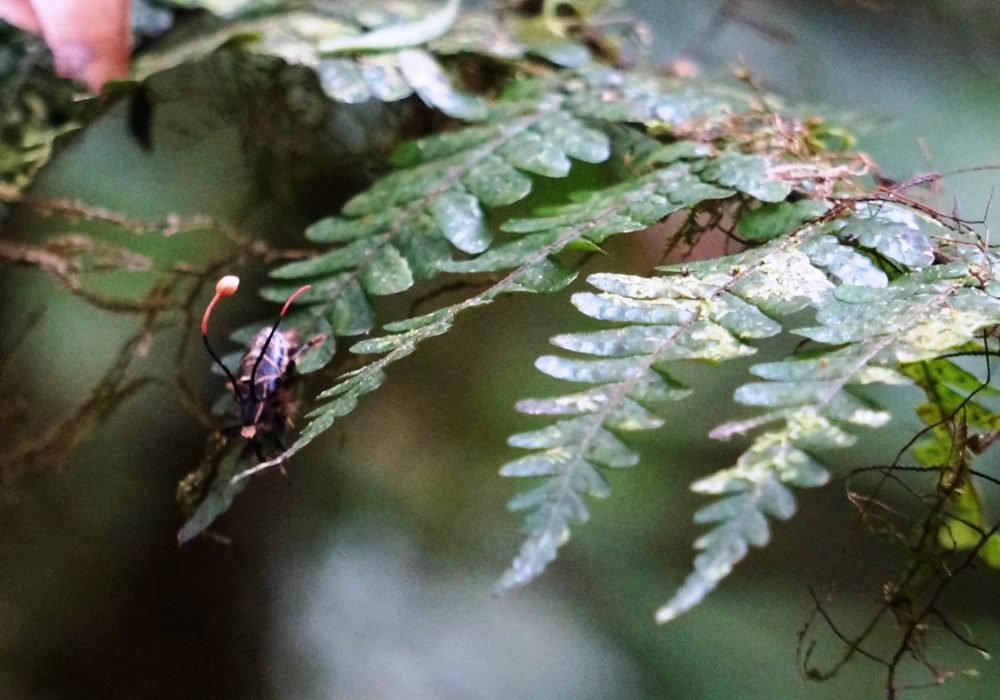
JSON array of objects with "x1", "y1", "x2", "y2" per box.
[{"x1": 200, "y1": 275, "x2": 313, "y2": 461}]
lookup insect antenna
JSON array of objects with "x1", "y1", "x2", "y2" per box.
[
  {"x1": 201, "y1": 275, "x2": 243, "y2": 406},
  {"x1": 248, "y1": 284, "x2": 311, "y2": 401}
]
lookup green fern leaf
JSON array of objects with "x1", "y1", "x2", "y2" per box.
[
  {"x1": 495, "y1": 233, "x2": 834, "y2": 594},
  {"x1": 657, "y1": 474, "x2": 795, "y2": 622},
  {"x1": 177, "y1": 449, "x2": 249, "y2": 544},
  {"x1": 659, "y1": 263, "x2": 1000, "y2": 622},
  {"x1": 233, "y1": 139, "x2": 757, "y2": 481}
]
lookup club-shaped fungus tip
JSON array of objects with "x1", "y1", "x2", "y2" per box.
[
  {"x1": 201, "y1": 275, "x2": 241, "y2": 336},
  {"x1": 216, "y1": 275, "x2": 240, "y2": 297}
]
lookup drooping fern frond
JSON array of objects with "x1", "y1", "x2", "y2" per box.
[
  {"x1": 494, "y1": 267, "x2": 781, "y2": 590},
  {"x1": 493, "y1": 190, "x2": 1000, "y2": 619},
  {"x1": 494, "y1": 223, "x2": 861, "y2": 592},
  {"x1": 659, "y1": 265, "x2": 1000, "y2": 621}
]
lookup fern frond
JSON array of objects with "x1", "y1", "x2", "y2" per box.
[
  {"x1": 656, "y1": 203, "x2": 1000, "y2": 619},
  {"x1": 133, "y1": 1, "x2": 483, "y2": 117},
  {"x1": 493, "y1": 230, "x2": 821, "y2": 591},
  {"x1": 658, "y1": 262, "x2": 1000, "y2": 621}
]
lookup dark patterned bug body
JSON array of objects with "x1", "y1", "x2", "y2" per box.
[
  {"x1": 234, "y1": 327, "x2": 300, "y2": 440},
  {"x1": 200, "y1": 276, "x2": 314, "y2": 461}
]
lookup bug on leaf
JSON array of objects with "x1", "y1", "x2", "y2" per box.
[{"x1": 200, "y1": 275, "x2": 312, "y2": 460}]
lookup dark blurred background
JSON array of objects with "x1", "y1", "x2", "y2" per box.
[{"x1": 3, "y1": 1, "x2": 1000, "y2": 698}]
